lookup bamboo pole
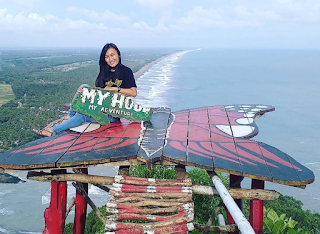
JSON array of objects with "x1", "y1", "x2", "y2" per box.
[
  {"x1": 211, "y1": 174, "x2": 255, "y2": 234},
  {"x1": 106, "y1": 204, "x2": 193, "y2": 215},
  {"x1": 109, "y1": 190, "x2": 193, "y2": 199},
  {"x1": 27, "y1": 172, "x2": 278, "y2": 200},
  {"x1": 106, "y1": 210, "x2": 193, "y2": 222},
  {"x1": 192, "y1": 185, "x2": 278, "y2": 201},
  {"x1": 73, "y1": 168, "x2": 110, "y2": 192},
  {"x1": 27, "y1": 171, "x2": 115, "y2": 185},
  {"x1": 194, "y1": 223, "x2": 238, "y2": 232},
  {"x1": 109, "y1": 196, "x2": 192, "y2": 204},
  {"x1": 65, "y1": 196, "x2": 76, "y2": 217},
  {"x1": 107, "y1": 199, "x2": 186, "y2": 208},
  {"x1": 105, "y1": 216, "x2": 191, "y2": 231}
]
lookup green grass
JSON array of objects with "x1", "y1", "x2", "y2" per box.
[{"x1": 0, "y1": 84, "x2": 15, "y2": 106}]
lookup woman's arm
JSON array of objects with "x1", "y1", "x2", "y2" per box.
[{"x1": 104, "y1": 86, "x2": 137, "y2": 97}]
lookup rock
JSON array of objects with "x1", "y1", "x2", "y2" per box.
[{"x1": 0, "y1": 173, "x2": 26, "y2": 183}]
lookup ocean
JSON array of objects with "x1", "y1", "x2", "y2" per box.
[
  {"x1": 1, "y1": 48, "x2": 320, "y2": 233},
  {"x1": 135, "y1": 48, "x2": 320, "y2": 212}
]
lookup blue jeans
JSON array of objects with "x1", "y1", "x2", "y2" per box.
[{"x1": 51, "y1": 84, "x2": 119, "y2": 135}]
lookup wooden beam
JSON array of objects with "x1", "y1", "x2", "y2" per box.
[
  {"x1": 27, "y1": 171, "x2": 115, "y2": 184},
  {"x1": 27, "y1": 171, "x2": 279, "y2": 200},
  {"x1": 192, "y1": 185, "x2": 278, "y2": 201},
  {"x1": 194, "y1": 223, "x2": 238, "y2": 232}
]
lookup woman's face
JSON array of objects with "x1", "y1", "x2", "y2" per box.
[{"x1": 105, "y1": 48, "x2": 120, "y2": 68}]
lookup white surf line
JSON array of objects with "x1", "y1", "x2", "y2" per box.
[{"x1": 134, "y1": 49, "x2": 197, "y2": 107}]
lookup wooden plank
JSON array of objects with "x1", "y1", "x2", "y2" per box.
[
  {"x1": 137, "y1": 108, "x2": 171, "y2": 164},
  {"x1": 56, "y1": 123, "x2": 121, "y2": 167},
  {"x1": 235, "y1": 141, "x2": 273, "y2": 181},
  {"x1": 285, "y1": 153, "x2": 315, "y2": 185},
  {"x1": 257, "y1": 142, "x2": 303, "y2": 185},
  {"x1": 109, "y1": 121, "x2": 144, "y2": 162},
  {"x1": 224, "y1": 105, "x2": 259, "y2": 138},
  {"x1": 187, "y1": 107, "x2": 214, "y2": 170},
  {"x1": 225, "y1": 105, "x2": 273, "y2": 181},
  {"x1": 84, "y1": 119, "x2": 137, "y2": 163},
  {"x1": 162, "y1": 110, "x2": 189, "y2": 165},
  {"x1": 208, "y1": 106, "x2": 243, "y2": 175},
  {"x1": 0, "y1": 134, "x2": 68, "y2": 169},
  {"x1": 26, "y1": 131, "x2": 85, "y2": 169},
  {"x1": 0, "y1": 149, "x2": 18, "y2": 164}
]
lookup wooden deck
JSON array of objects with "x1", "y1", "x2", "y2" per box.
[{"x1": 0, "y1": 104, "x2": 314, "y2": 187}]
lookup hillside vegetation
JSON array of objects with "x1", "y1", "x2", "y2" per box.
[{"x1": 0, "y1": 84, "x2": 14, "y2": 107}]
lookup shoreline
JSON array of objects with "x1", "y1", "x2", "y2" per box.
[{"x1": 133, "y1": 55, "x2": 169, "y2": 80}]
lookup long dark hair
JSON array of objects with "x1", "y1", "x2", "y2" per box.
[
  {"x1": 98, "y1": 43, "x2": 121, "y2": 66},
  {"x1": 95, "y1": 43, "x2": 122, "y2": 88}
]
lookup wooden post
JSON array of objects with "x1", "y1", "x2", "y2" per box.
[
  {"x1": 73, "y1": 168, "x2": 88, "y2": 234},
  {"x1": 250, "y1": 179, "x2": 264, "y2": 234},
  {"x1": 118, "y1": 165, "x2": 130, "y2": 176},
  {"x1": 43, "y1": 170, "x2": 67, "y2": 234},
  {"x1": 175, "y1": 164, "x2": 189, "y2": 179},
  {"x1": 226, "y1": 174, "x2": 243, "y2": 234}
]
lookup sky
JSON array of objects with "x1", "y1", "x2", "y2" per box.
[{"x1": 0, "y1": 0, "x2": 320, "y2": 49}]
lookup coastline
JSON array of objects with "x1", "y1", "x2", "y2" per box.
[{"x1": 133, "y1": 55, "x2": 168, "y2": 80}]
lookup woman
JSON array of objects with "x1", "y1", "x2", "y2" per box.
[{"x1": 33, "y1": 43, "x2": 137, "y2": 137}]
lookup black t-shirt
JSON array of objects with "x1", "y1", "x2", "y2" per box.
[{"x1": 95, "y1": 64, "x2": 137, "y2": 89}]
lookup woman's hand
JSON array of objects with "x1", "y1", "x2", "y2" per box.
[{"x1": 103, "y1": 86, "x2": 137, "y2": 97}]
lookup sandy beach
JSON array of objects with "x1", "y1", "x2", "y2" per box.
[{"x1": 133, "y1": 55, "x2": 167, "y2": 80}]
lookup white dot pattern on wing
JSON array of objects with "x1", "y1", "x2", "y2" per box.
[
  {"x1": 220, "y1": 104, "x2": 271, "y2": 137},
  {"x1": 236, "y1": 118, "x2": 254, "y2": 124},
  {"x1": 216, "y1": 125, "x2": 255, "y2": 138}
]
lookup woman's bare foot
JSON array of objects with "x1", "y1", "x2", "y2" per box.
[{"x1": 32, "y1": 128, "x2": 54, "y2": 137}]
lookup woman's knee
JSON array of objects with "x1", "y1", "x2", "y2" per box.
[{"x1": 73, "y1": 113, "x2": 87, "y2": 124}]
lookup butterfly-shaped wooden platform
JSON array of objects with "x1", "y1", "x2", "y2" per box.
[{"x1": 0, "y1": 104, "x2": 314, "y2": 187}]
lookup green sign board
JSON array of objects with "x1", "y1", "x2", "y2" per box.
[{"x1": 71, "y1": 87, "x2": 153, "y2": 125}]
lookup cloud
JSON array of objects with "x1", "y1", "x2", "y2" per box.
[
  {"x1": 269, "y1": 0, "x2": 320, "y2": 23},
  {"x1": 135, "y1": 0, "x2": 174, "y2": 14},
  {"x1": 173, "y1": 6, "x2": 262, "y2": 32},
  {"x1": 135, "y1": 0, "x2": 174, "y2": 24},
  {"x1": 171, "y1": 2, "x2": 320, "y2": 32},
  {"x1": 131, "y1": 21, "x2": 170, "y2": 34},
  {"x1": 1, "y1": 1, "x2": 319, "y2": 48},
  {"x1": 0, "y1": 8, "x2": 111, "y2": 33},
  {"x1": 0, "y1": 8, "x2": 48, "y2": 32},
  {"x1": 67, "y1": 7, "x2": 131, "y2": 25}
]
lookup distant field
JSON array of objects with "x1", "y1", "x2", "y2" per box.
[{"x1": 0, "y1": 84, "x2": 15, "y2": 106}]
